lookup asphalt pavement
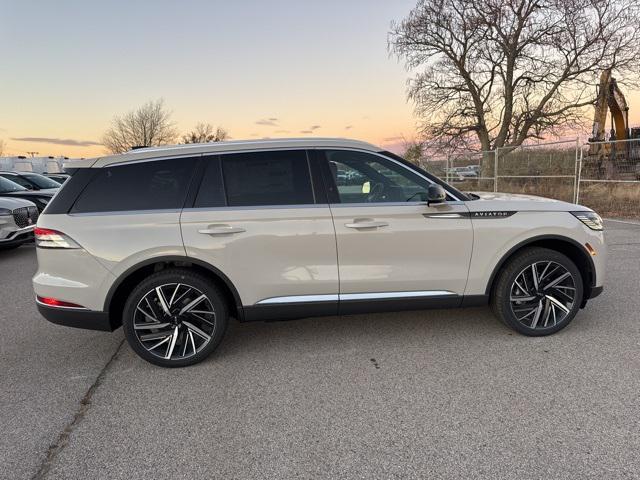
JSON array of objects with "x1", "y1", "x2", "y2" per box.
[{"x1": 1, "y1": 220, "x2": 639, "y2": 479}]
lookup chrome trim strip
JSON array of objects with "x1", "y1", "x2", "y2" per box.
[
  {"x1": 255, "y1": 290, "x2": 456, "y2": 305},
  {"x1": 340, "y1": 291, "x2": 456, "y2": 301},
  {"x1": 423, "y1": 213, "x2": 464, "y2": 218},
  {"x1": 327, "y1": 201, "x2": 465, "y2": 208},
  {"x1": 183, "y1": 202, "x2": 467, "y2": 212},
  {"x1": 183, "y1": 204, "x2": 327, "y2": 212},
  {"x1": 256, "y1": 294, "x2": 339, "y2": 305}
]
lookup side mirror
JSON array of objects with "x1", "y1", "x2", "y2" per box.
[{"x1": 427, "y1": 184, "x2": 446, "y2": 205}]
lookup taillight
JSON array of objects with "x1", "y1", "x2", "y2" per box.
[
  {"x1": 34, "y1": 227, "x2": 81, "y2": 249},
  {"x1": 37, "y1": 296, "x2": 86, "y2": 309}
]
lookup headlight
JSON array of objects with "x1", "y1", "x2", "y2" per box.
[
  {"x1": 571, "y1": 211, "x2": 603, "y2": 231},
  {"x1": 0, "y1": 208, "x2": 11, "y2": 216}
]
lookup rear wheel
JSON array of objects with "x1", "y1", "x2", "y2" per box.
[
  {"x1": 491, "y1": 247, "x2": 583, "y2": 336},
  {"x1": 122, "y1": 269, "x2": 228, "y2": 367}
]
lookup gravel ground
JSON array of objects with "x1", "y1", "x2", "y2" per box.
[{"x1": 1, "y1": 219, "x2": 638, "y2": 479}]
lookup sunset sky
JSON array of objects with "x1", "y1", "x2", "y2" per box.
[{"x1": 2, "y1": 0, "x2": 639, "y2": 158}]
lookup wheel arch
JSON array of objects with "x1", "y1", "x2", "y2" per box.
[
  {"x1": 485, "y1": 235, "x2": 596, "y2": 303},
  {"x1": 105, "y1": 256, "x2": 244, "y2": 328}
]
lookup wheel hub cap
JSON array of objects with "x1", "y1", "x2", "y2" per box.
[
  {"x1": 132, "y1": 283, "x2": 217, "y2": 361},
  {"x1": 509, "y1": 261, "x2": 576, "y2": 330}
]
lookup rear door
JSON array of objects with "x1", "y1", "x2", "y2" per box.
[
  {"x1": 318, "y1": 149, "x2": 473, "y2": 312},
  {"x1": 180, "y1": 150, "x2": 339, "y2": 319}
]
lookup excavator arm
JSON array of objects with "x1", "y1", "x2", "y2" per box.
[{"x1": 590, "y1": 69, "x2": 630, "y2": 142}]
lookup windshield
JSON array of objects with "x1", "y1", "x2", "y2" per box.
[
  {"x1": 0, "y1": 176, "x2": 28, "y2": 193},
  {"x1": 23, "y1": 173, "x2": 61, "y2": 189}
]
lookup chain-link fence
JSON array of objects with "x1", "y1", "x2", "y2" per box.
[
  {"x1": 495, "y1": 140, "x2": 579, "y2": 203},
  {"x1": 419, "y1": 138, "x2": 640, "y2": 218},
  {"x1": 578, "y1": 138, "x2": 640, "y2": 218},
  {"x1": 419, "y1": 152, "x2": 496, "y2": 192}
]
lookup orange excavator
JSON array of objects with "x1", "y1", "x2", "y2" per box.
[
  {"x1": 587, "y1": 69, "x2": 640, "y2": 177},
  {"x1": 589, "y1": 69, "x2": 630, "y2": 144}
]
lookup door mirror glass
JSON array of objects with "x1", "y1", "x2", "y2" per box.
[{"x1": 427, "y1": 184, "x2": 446, "y2": 204}]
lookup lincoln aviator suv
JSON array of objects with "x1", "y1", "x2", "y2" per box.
[{"x1": 33, "y1": 138, "x2": 605, "y2": 367}]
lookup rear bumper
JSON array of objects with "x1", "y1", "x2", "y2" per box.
[{"x1": 37, "y1": 302, "x2": 117, "y2": 332}]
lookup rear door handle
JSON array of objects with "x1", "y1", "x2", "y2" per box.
[
  {"x1": 344, "y1": 220, "x2": 389, "y2": 229},
  {"x1": 198, "y1": 224, "x2": 246, "y2": 235}
]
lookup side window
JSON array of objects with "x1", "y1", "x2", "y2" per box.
[
  {"x1": 194, "y1": 156, "x2": 226, "y2": 208},
  {"x1": 71, "y1": 157, "x2": 198, "y2": 213},
  {"x1": 323, "y1": 150, "x2": 431, "y2": 203},
  {"x1": 221, "y1": 150, "x2": 314, "y2": 206}
]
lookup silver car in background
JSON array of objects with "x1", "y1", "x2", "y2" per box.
[{"x1": 0, "y1": 197, "x2": 39, "y2": 250}]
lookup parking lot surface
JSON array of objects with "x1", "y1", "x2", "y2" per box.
[{"x1": 1, "y1": 220, "x2": 639, "y2": 479}]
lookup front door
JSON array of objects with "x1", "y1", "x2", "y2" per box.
[{"x1": 318, "y1": 149, "x2": 473, "y2": 312}]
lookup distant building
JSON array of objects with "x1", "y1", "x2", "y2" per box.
[{"x1": 0, "y1": 156, "x2": 73, "y2": 174}]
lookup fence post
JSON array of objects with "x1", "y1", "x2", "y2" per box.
[
  {"x1": 572, "y1": 138, "x2": 579, "y2": 204},
  {"x1": 493, "y1": 148, "x2": 498, "y2": 192},
  {"x1": 575, "y1": 144, "x2": 583, "y2": 204},
  {"x1": 446, "y1": 155, "x2": 450, "y2": 184}
]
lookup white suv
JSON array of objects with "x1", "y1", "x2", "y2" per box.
[{"x1": 33, "y1": 139, "x2": 605, "y2": 367}]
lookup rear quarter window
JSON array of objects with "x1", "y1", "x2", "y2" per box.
[{"x1": 70, "y1": 157, "x2": 198, "y2": 213}]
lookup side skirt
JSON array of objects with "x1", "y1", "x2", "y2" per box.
[{"x1": 242, "y1": 294, "x2": 489, "y2": 322}]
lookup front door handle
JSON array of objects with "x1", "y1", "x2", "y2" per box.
[
  {"x1": 198, "y1": 224, "x2": 246, "y2": 235},
  {"x1": 344, "y1": 219, "x2": 389, "y2": 229}
]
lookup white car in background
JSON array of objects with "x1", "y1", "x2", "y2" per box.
[{"x1": 0, "y1": 197, "x2": 39, "y2": 250}]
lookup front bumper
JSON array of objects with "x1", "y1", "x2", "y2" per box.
[
  {"x1": 0, "y1": 229, "x2": 34, "y2": 248},
  {"x1": 37, "y1": 302, "x2": 117, "y2": 332},
  {"x1": 587, "y1": 285, "x2": 604, "y2": 299}
]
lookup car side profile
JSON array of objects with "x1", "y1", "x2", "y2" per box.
[{"x1": 33, "y1": 138, "x2": 605, "y2": 367}]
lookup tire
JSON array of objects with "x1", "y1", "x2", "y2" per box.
[
  {"x1": 122, "y1": 269, "x2": 228, "y2": 367},
  {"x1": 491, "y1": 247, "x2": 584, "y2": 336}
]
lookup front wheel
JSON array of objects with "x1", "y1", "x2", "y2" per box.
[
  {"x1": 491, "y1": 247, "x2": 584, "y2": 336},
  {"x1": 122, "y1": 269, "x2": 228, "y2": 367}
]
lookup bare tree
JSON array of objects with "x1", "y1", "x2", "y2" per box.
[
  {"x1": 102, "y1": 99, "x2": 178, "y2": 154},
  {"x1": 389, "y1": 0, "x2": 640, "y2": 152},
  {"x1": 0, "y1": 139, "x2": 4, "y2": 157},
  {"x1": 402, "y1": 139, "x2": 425, "y2": 166},
  {"x1": 182, "y1": 123, "x2": 229, "y2": 144}
]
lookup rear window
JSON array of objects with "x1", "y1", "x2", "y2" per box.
[
  {"x1": 221, "y1": 150, "x2": 313, "y2": 206},
  {"x1": 71, "y1": 157, "x2": 197, "y2": 213}
]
